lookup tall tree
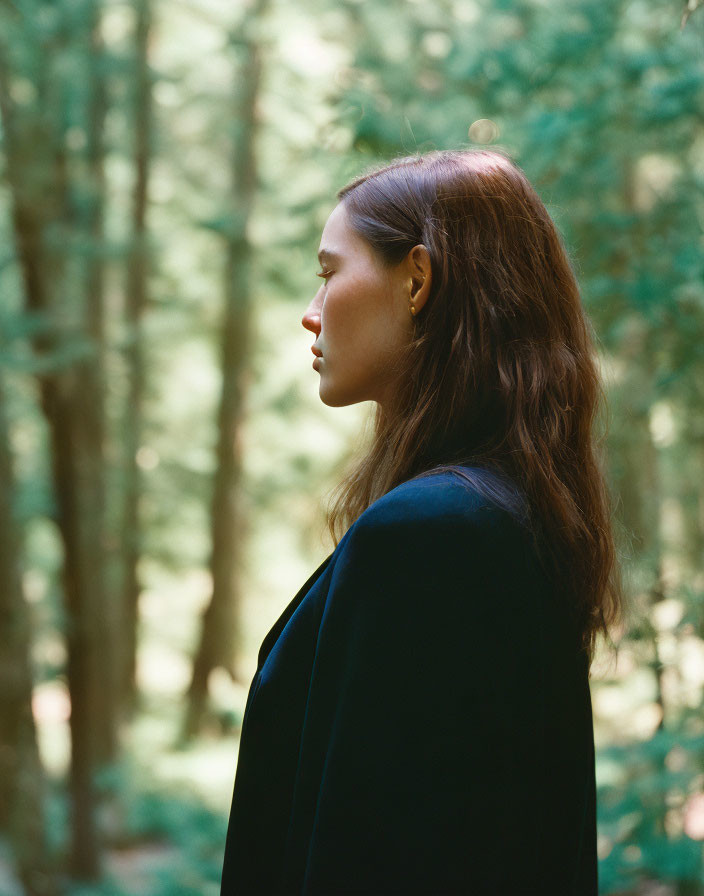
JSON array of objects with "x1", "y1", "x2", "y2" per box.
[
  {"x1": 0, "y1": 0, "x2": 115, "y2": 876},
  {"x1": 0, "y1": 367, "x2": 54, "y2": 895},
  {"x1": 79, "y1": 0, "x2": 116, "y2": 764},
  {"x1": 120, "y1": 0, "x2": 153, "y2": 713},
  {"x1": 183, "y1": 0, "x2": 269, "y2": 739}
]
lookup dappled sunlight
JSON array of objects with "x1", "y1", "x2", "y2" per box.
[
  {"x1": 1, "y1": 0, "x2": 703, "y2": 891},
  {"x1": 33, "y1": 681, "x2": 71, "y2": 777}
]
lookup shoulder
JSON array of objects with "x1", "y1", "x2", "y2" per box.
[
  {"x1": 330, "y1": 465, "x2": 534, "y2": 582},
  {"x1": 352, "y1": 464, "x2": 528, "y2": 540},
  {"x1": 323, "y1": 465, "x2": 543, "y2": 632}
]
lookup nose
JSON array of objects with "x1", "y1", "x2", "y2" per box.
[{"x1": 301, "y1": 288, "x2": 323, "y2": 335}]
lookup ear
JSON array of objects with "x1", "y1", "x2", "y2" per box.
[{"x1": 405, "y1": 244, "x2": 432, "y2": 315}]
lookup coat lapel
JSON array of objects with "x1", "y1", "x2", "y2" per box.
[{"x1": 256, "y1": 551, "x2": 334, "y2": 671}]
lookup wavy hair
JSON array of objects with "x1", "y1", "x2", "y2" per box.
[{"x1": 323, "y1": 148, "x2": 625, "y2": 669}]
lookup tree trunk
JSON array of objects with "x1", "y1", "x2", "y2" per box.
[
  {"x1": 0, "y1": 13, "x2": 110, "y2": 878},
  {"x1": 120, "y1": 0, "x2": 152, "y2": 715},
  {"x1": 81, "y1": 0, "x2": 116, "y2": 766},
  {"x1": 0, "y1": 373, "x2": 54, "y2": 895},
  {"x1": 641, "y1": 417, "x2": 667, "y2": 732},
  {"x1": 182, "y1": 0, "x2": 268, "y2": 740}
]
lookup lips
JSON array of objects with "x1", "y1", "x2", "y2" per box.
[{"x1": 311, "y1": 346, "x2": 323, "y2": 357}]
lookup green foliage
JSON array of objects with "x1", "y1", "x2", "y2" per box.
[
  {"x1": 1, "y1": 0, "x2": 703, "y2": 890},
  {"x1": 598, "y1": 726, "x2": 704, "y2": 890},
  {"x1": 39, "y1": 762, "x2": 227, "y2": 895}
]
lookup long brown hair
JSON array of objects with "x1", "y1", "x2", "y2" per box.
[{"x1": 323, "y1": 148, "x2": 625, "y2": 669}]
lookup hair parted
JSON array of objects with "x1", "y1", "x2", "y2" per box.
[{"x1": 323, "y1": 148, "x2": 625, "y2": 670}]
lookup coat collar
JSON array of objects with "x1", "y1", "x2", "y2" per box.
[
  {"x1": 256, "y1": 551, "x2": 334, "y2": 671},
  {"x1": 256, "y1": 522, "x2": 361, "y2": 671}
]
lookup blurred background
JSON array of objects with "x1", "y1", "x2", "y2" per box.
[{"x1": 0, "y1": 0, "x2": 703, "y2": 893}]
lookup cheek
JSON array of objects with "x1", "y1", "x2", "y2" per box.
[
  {"x1": 322, "y1": 284, "x2": 362, "y2": 338},
  {"x1": 322, "y1": 272, "x2": 393, "y2": 353}
]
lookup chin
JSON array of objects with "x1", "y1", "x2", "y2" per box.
[
  {"x1": 319, "y1": 381, "x2": 367, "y2": 408},
  {"x1": 319, "y1": 391, "x2": 353, "y2": 408}
]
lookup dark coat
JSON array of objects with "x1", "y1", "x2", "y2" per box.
[{"x1": 220, "y1": 467, "x2": 598, "y2": 895}]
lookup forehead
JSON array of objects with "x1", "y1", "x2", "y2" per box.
[{"x1": 318, "y1": 202, "x2": 361, "y2": 257}]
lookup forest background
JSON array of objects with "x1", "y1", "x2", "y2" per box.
[{"x1": 0, "y1": 0, "x2": 703, "y2": 893}]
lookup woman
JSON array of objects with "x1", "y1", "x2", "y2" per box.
[{"x1": 220, "y1": 149, "x2": 624, "y2": 895}]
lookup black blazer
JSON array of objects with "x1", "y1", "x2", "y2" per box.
[{"x1": 220, "y1": 467, "x2": 598, "y2": 895}]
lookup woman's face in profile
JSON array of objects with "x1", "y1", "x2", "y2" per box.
[{"x1": 301, "y1": 202, "x2": 412, "y2": 408}]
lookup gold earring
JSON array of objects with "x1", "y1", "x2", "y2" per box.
[{"x1": 409, "y1": 277, "x2": 424, "y2": 317}]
